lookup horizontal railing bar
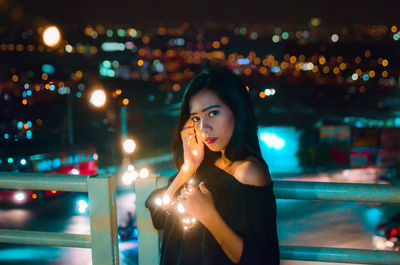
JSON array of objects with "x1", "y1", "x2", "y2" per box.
[
  {"x1": 0, "y1": 229, "x2": 91, "y2": 248},
  {"x1": 273, "y1": 181, "x2": 400, "y2": 203},
  {"x1": 0, "y1": 172, "x2": 89, "y2": 192},
  {"x1": 280, "y1": 245, "x2": 400, "y2": 264}
]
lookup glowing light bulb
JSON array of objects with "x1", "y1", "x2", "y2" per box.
[
  {"x1": 192, "y1": 150, "x2": 198, "y2": 156},
  {"x1": 182, "y1": 163, "x2": 189, "y2": 171},
  {"x1": 191, "y1": 218, "x2": 196, "y2": 223},
  {"x1": 155, "y1": 197, "x2": 162, "y2": 206},
  {"x1": 177, "y1": 202, "x2": 185, "y2": 213},
  {"x1": 163, "y1": 194, "x2": 171, "y2": 205}
]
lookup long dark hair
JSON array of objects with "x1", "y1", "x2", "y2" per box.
[{"x1": 172, "y1": 67, "x2": 267, "y2": 170}]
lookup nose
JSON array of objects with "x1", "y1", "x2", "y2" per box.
[{"x1": 198, "y1": 117, "x2": 211, "y2": 135}]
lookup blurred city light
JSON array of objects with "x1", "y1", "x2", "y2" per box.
[
  {"x1": 122, "y1": 138, "x2": 136, "y2": 154},
  {"x1": 77, "y1": 199, "x2": 89, "y2": 214},
  {"x1": 90, "y1": 89, "x2": 106, "y2": 107},
  {"x1": 139, "y1": 168, "x2": 149, "y2": 179},
  {"x1": 14, "y1": 191, "x2": 26, "y2": 203},
  {"x1": 42, "y1": 26, "x2": 61, "y2": 47}
]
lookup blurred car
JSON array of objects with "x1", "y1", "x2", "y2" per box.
[{"x1": 373, "y1": 212, "x2": 400, "y2": 251}]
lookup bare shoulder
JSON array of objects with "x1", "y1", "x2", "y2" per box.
[{"x1": 233, "y1": 156, "x2": 271, "y2": 187}]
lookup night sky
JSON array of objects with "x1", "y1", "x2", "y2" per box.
[{"x1": 8, "y1": 0, "x2": 400, "y2": 28}]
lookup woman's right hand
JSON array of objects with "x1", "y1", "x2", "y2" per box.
[
  {"x1": 181, "y1": 118, "x2": 205, "y2": 174},
  {"x1": 161, "y1": 119, "x2": 205, "y2": 208}
]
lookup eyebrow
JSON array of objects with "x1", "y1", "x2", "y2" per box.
[{"x1": 190, "y1": 105, "x2": 221, "y2": 115}]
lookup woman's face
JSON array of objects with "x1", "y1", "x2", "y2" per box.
[{"x1": 189, "y1": 89, "x2": 235, "y2": 152}]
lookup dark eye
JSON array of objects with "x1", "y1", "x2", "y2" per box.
[
  {"x1": 192, "y1": 116, "x2": 200, "y2": 122},
  {"x1": 209, "y1": 110, "x2": 218, "y2": 117}
]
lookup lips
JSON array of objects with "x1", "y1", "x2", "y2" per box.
[{"x1": 205, "y1": 137, "x2": 217, "y2": 144}]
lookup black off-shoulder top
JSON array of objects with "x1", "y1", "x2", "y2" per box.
[{"x1": 145, "y1": 162, "x2": 280, "y2": 265}]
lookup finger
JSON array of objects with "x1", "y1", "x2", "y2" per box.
[{"x1": 183, "y1": 119, "x2": 193, "y2": 129}]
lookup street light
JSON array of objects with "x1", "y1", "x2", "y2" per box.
[
  {"x1": 42, "y1": 26, "x2": 61, "y2": 47},
  {"x1": 122, "y1": 138, "x2": 136, "y2": 154},
  {"x1": 90, "y1": 89, "x2": 107, "y2": 107}
]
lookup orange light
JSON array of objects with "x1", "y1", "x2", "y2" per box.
[
  {"x1": 12, "y1": 75, "x2": 19, "y2": 82},
  {"x1": 142, "y1": 35, "x2": 150, "y2": 44},
  {"x1": 259, "y1": 91, "x2": 266, "y2": 98},
  {"x1": 212, "y1": 41, "x2": 221, "y2": 49},
  {"x1": 45, "y1": 84, "x2": 50, "y2": 90},
  {"x1": 138, "y1": 48, "x2": 146, "y2": 56},
  {"x1": 172, "y1": 83, "x2": 181, "y2": 92},
  {"x1": 253, "y1": 57, "x2": 261, "y2": 65},
  {"x1": 244, "y1": 68, "x2": 252, "y2": 76},
  {"x1": 246, "y1": 86, "x2": 250, "y2": 92},
  {"x1": 22, "y1": 99, "x2": 28, "y2": 105},
  {"x1": 76, "y1": 70, "x2": 83, "y2": 78},
  {"x1": 42, "y1": 73, "x2": 48, "y2": 81},
  {"x1": 32, "y1": 194, "x2": 37, "y2": 199},
  {"x1": 23, "y1": 123, "x2": 29, "y2": 129},
  {"x1": 137, "y1": 59, "x2": 144, "y2": 66},
  {"x1": 51, "y1": 190, "x2": 57, "y2": 194},
  {"x1": 220, "y1": 36, "x2": 229, "y2": 45},
  {"x1": 123, "y1": 98, "x2": 129, "y2": 105},
  {"x1": 115, "y1": 89, "x2": 122, "y2": 95}
]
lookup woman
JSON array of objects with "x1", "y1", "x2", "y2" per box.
[{"x1": 145, "y1": 68, "x2": 280, "y2": 265}]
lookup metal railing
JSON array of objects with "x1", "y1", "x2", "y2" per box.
[
  {"x1": 135, "y1": 175, "x2": 400, "y2": 265},
  {"x1": 0, "y1": 172, "x2": 119, "y2": 265}
]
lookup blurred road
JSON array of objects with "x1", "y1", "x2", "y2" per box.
[{"x1": 0, "y1": 165, "x2": 397, "y2": 265}]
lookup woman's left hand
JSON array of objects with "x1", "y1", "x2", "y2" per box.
[{"x1": 178, "y1": 182, "x2": 216, "y2": 224}]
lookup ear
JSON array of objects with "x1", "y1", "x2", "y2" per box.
[{"x1": 199, "y1": 182, "x2": 209, "y2": 194}]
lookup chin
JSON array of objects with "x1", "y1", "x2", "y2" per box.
[{"x1": 207, "y1": 145, "x2": 223, "y2": 152}]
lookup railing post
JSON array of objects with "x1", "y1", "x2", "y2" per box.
[
  {"x1": 135, "y1": 174, "x2": 161, "y2": 265},
  {"x1": 87, "y1": 174, "x2": 119, "y2": 265}
]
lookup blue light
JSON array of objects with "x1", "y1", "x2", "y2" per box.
[
  {"x1": 258, "y1": 126, "x2": 301, "y2": 173},
  {"x1": 20, "y1": 159, "x2": 27, "y2": 166},
  {"x1": 76, "y1": 92, "x2": 82, "y2": 98},
  {"x1": 17, "y1": 121, "x2": 24, "y2": 129},
  {"x1": 271, "y1": 67, "x2": 281, "y2": 73},
  {"x1": 237, "y1": 58, "x2": 250, "y2": 65},
  {"x1": 363, "y1": 74, "x2": 370, "y2": 81},
  {"x1": 7, "y1": 157, "x2": 13, "y2": 164},
  {"x1": 22, "y1": 91, "x2": 27, "y2": 98},
  {"x1": 52, "y1": 158, "x2": 61, "y2": 168},
  {"x1": 26, "y1": 130, "x2": 32, "y2": 139},
  {"x1": 27, "y1": 90, "x2": 32, "y2": 96},
  {"x1": 27, "y1": 121, "x2": 32, "y2": 128},
  {"x1": 49, "y1": 84, "x2": 56, "y2": 91},
  {"x1": 42, "y1": 64, "x2": 55, "y2": 74},
  {"x1": 4, "y1": 133, "x2": 9, "y2": 139}
]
